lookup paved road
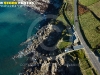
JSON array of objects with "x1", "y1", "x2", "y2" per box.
[{"x1": 74, "y1": 0, "x2": 100, "y2": 74}]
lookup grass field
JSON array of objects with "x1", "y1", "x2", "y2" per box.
[
  {"x1": 65, "y1": 0, "x2": 74, "y2": 24},
  {"x1": 77, "y1": 1, "x2": 99, "y2": 74},
  {"x1": 88, "y1": 1, "x2": 100, "y2": 17},
  {"x1": 79, "y1": 12, "x2": 100, "y2": 48},
  {"x1": 79, "y1": 0, "x2": 99, "y2": 6},
  {"x1": 80, "y1": 59, "x2": 90, "y2": 70}
]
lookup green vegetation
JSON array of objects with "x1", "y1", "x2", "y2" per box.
[
  {"x1": 79, "y1": 0, "x2": 99, "y2": 6},
  {"x1": 57, "y1": 13, "x2": 68, "y2": 25},
  {"x1": 71, "y1": 50, "x2": 85, "y2": 59},
  {"x1": 76, "y1": 1, "x2": 100, "y2": 74},
  {"x1": 85, "y1": 68, "x2": 94, "y2": 75},
  {"x1": 62, "y1": 29, "x2": 67, "y2": 36},
  {"x1": 97, "y1": 26, "x2": 100, "y2": 30},
  {"x1": 70, "y1": 50, "x2": 98, "y2": 75},
  {"x1": 97, "y1": 49, "x2": 100, "y2": 54},
  {"x1": 96, "y1": 26, "x2": 100, "y2": 33},
  {"x1": 79, "y1": 12, "x2": 100, "y2": 48},
  {"x1": 57, "y1": 0, "x2": 74, "y2": 25},
  {"x1": 50, "y1": 19, "x2": 66, "y2": 30},
  {"x1": 56, "y1": 0, "x2": 99, "y2": 75},
  {"x1": 57, "y1": 2, "x2": 68, "y2": 25},
  {"x1": 56, "y1": 0, "x2": 74, "y2": 50},
  {"x1": 65, "y1": 53, "x2": 83, "y2": 75},
  {"x1": 80, "y1": 59, "x2": 91, "y2": 69},
  {"x1": 57, "y1": 29, "x2": 71, "y2": 50},
  {"x1": 88, "y1": 1, "x2": 100, "y2": 17},
  {"x1": 58, "y1": 41, "x2": 71, "y2": 50},
  {"x1": 65, "y1": 0, "x2": 74, "y2": 24}
]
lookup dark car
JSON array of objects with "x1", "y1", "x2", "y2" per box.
[{"x1": 75, "y1": 20, "x2": 78, "y2": 22}]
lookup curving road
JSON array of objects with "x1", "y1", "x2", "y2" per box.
[{"x1": 74, "y1": 0, "x2": 100, "y2": 74}]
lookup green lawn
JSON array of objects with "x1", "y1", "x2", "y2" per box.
[
  {"x1": 58, "y1": 41, "x2": 71, "y2": 50},
  {"x1": 79, "y1": 12, "x2": 100, "y2": 48},
  {"x1": 79, "y1": 0, "x2": 99, "y2": 6}
]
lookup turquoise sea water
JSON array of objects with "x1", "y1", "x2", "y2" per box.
[{"x1": 0, "y1": 3, "x2": 42, "y2": 75}]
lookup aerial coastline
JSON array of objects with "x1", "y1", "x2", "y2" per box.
[{"x1": 12, "y1": 0, "x2": 100, "y2": 75}]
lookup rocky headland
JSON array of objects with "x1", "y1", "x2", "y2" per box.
[
  {"x1": 12, "y1": 0, "x2": 81, "y2": 75},
  {"x1": 13, "y1": 23, "x2": 69, "y2": 75},
  {"x1": 13, "y1": 24, "x2": 63, "y2": 59}
]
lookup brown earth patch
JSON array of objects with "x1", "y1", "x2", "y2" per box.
[{"x1": 78, "y1": 3, "x2": 89, "y2": 15}]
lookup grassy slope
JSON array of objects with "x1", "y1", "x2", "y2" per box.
[
  {"x1": 57, "y1": 14, "x2": 68, "y2": 25},
  {"x1": 78, "y1": 50, "x2": 98, "y2": 75},
  {"x1": 65, "y1": 0, "x2": 74, "y2": 24},
  {"x1": 79, "y1": 0, "x2": 99, "y2": 6},
  {"x1": 56, "y1": 0, "x2": 73, "y2": 50},
  {"x1": 70, "y1": 50, "x2": 98, "y2": 75},
  {"x1": 79, "y1": 12, "x2": 100, "y2": 48},
  {"x1": 57, "y1": 0, "x2": 74, "y2": 25},
  {"x1": 88, "y1": 1, "x2": 100, "y2": 17},
  {"x1": 56, "y1": 1, "x2": 68, "y2": 25}
]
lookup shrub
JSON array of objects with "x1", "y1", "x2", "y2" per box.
[
  {"x1": 74, "y1": 50, "x2": 85, "y2": 59},
  {"x1": 96, "y1": 26, "x2": 100, "y2": 33},
  {"x1": 97, "y1": 26, "x2": 100, "y2": 31}
]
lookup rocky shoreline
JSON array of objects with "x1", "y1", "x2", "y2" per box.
[
  {"x1": 12, "y1": 0, "x2": 69, "y2": 75},
  {"x1": 13, "y1": 24, "x2": 62, "y2": 59},
  {"x1": 15, "y1": 0, "x2": 62, "y2": 14},
  {"x1": 13, "y1": 23, "x2": 67, "y2": 75}
]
